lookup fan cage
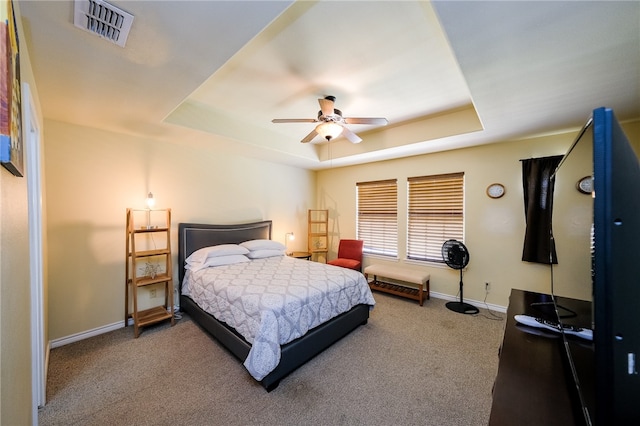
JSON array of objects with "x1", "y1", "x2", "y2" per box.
[{"x1": 442, "y1": 239, "x2": 469, "y2": 269}]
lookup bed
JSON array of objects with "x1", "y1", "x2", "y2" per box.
[{"x1": 178, "y1": 220, "x2": 375, "y2": 391}]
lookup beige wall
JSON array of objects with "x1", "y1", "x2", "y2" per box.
[
  {"x1": 0, "y1": 1, "x2": 45, "y2": 424},
  {"x1": 0, "y1": 145, "x2": 31, "y2": 425},
  {"x1": 44, "y1": 120, "x2": 316, "y2": 340},
  {"x1": 318, "y1": 120, "x2": 640, "y2": 308}
]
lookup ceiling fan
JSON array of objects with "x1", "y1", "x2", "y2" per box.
[{"x1": 272, "y1": 96, "x2": 388, "y2": 143}]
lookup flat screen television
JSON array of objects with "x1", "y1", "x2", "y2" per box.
[{"x1": 551, "y1": 107, "x2": 639, "y2": 424}]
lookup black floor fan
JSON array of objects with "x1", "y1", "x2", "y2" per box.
[{"x1": 442, "y1": 239, "x2": 479, "y2": 315}]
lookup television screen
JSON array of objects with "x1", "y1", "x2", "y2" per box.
[
  {"x1": 552, "y1": 107, "x2": 640, "y2": 424},
  {"x1": 550, "y1": 115, "x2": 595, "y2": 425},
  {"x1": 592, "y1": 107, "x2": 640, "y2": 423}
]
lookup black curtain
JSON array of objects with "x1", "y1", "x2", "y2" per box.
[{"x1": 521, "y1": 155, "x2": 563, "y2": 264}]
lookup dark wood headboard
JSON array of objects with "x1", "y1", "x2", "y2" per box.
[{"x1": 177, "y1": 220, "x2": 272, "y2": 286}]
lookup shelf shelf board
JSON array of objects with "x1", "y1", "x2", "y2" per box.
[
  {"x1": 133, "y1": 273, "x2": 172, "y2": 287},
  {"x1": 135, "y1": 306, "x2": 173, "y2": 327},
  {"x1": 129, "y1": 248, "x2": 170, "y2": 258},
  {"x1": 131, "y1": 227, "x2": 169, "y2": 234}
]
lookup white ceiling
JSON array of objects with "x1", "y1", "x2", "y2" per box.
[{"x1": 18, "y1": 1, "x2": 640, "y2": 170}]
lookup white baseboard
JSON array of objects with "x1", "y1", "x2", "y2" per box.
[
  {"x1": 49, "y1": 307, "x2": 180, "y2": 348},
  {"x1": 429, "y1": 291, "x2": 507, "y2": 313},
  {"x1": 50, "y1": 318, "x2": 133, "y2": 349}
]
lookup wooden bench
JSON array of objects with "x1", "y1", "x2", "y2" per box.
[{"x1": 364, "y1": 264, "x2": 430, "y2": 306}]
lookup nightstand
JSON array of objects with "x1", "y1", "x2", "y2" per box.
[{"x1": 289, "y1": 251, "x2": 311, "y2": 260}]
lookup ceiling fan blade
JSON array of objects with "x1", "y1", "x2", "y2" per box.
[
  {"x1": 272, "y1": 118, "x2": 317, "y2": 123},
  {"x1": 301, "y1": 129, "x2": 318, "y2": 143},
  {"x1": 318, "y1": 97, "x2": 335, "y2": 117},
  {"x1": 342, "y1": 127, "x2": 362, "y2": 144},
  {"x1": 344, "y1": 117, "x2": 388, "y2": 125}
]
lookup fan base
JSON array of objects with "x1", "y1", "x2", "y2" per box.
[{"x1": 446, "y1": 301, "x2": 479, "y2": 315}]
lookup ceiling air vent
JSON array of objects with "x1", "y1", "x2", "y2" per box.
[{"x1": 73, "y1": 0, "x2": 134, "y2": 47}]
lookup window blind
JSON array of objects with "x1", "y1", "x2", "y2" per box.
[
  {"x1": 356, "y1": 179, "x2": 398, "y2": 257},
  {"x1": 407, "y1": 172, "x2": 464, "y2": 262}
]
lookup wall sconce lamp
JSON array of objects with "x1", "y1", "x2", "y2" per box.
[{"x1": 285, "y1": 232, "x2": 295, "y2": 255}]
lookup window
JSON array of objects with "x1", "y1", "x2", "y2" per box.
[
  {"x1": 356, "y1": 179, "x2": 397, "y2": 257},
  {"x1": 407, "y1": 172, "x2": 464, "y2": 262}
]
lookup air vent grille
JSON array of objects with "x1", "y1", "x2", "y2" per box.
[{"x1": 73, "y1": 0, "x2": 134, "y2": 47}]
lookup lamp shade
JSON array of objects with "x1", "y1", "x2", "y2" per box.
[
  {"x1": 315, "y1": 122, "x2": 343, "y2": 141},
  {"x1": 285, "y1": 232, "x2": 294, "y2": 255},
  {"x1": 146, "y1": 192, "x2": 155, "y2": 209}
]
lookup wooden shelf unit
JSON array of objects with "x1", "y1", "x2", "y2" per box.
[
  {"x1": 125, "y1": 208, "x2": 175, "y2": 337},
  {"x1": 308, "y1": 209, "x2": 328, "y2": 262}
]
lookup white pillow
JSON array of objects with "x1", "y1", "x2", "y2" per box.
[
  {"x1": 245, "y1": 249, "x2": 285, "y2": 259},
  {"x1": 185, "y1": 244, "x2": 249, "y2": 265},
  {"x1": 240, "y1": 239, "x2": 286, "y2": 251},
  {"x1": 186, "y1": 254, "x2": 250, "y2": 272}
]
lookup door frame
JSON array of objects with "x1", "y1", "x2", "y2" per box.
[{"x1": 24, "y1": 82, "x2": 46, "y2": 421}]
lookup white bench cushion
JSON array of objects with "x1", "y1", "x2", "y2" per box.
[{"x1": 364, "y1": 264, "x2": 430, "y2": 285}]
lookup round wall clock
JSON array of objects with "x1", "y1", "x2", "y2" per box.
[
  {"x1": 487, "y1": 183, "x2": 505, "y2": 199},
  {"x1": 576, "y1": 176, "x2": 593, "y2": 194}
]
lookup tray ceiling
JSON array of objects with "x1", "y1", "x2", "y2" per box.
[{"x1": 18, "y1": 1, "x2": 640, "y2": 169}]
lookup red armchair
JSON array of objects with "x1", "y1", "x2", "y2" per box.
[{"x1": 327, "y1": 239, "x2": 364, "y2": 272}]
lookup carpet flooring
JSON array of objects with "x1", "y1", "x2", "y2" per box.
[{"x1": 39, "y1": 293, "x2": 505, "y2": 426}]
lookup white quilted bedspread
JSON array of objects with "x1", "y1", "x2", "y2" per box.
[{"x1": 182, "y1": 255, "x2": 375, "y2": 381}]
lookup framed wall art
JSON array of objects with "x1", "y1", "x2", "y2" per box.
[{"x1": 1, "y1": 0, "x2": 23, "y2": 177}]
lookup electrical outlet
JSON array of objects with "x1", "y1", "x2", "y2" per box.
[
  {"x1": 485, "y1": 282, "x2": 490, "y2": 293},
  {"x1": 150, "y1": 288, "x2": 157, "y2": 298}
]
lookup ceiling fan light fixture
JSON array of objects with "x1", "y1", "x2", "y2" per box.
[
  {"x1": 316, "y1": 122, "x2": 343, "y2": 141},
  {"x1": 273, "y1": 96, "x2": 386, "y2": 143}
]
